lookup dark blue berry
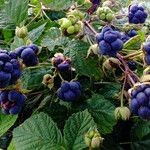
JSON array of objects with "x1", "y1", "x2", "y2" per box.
[
  {"x1": 15, "y1": 46, "x2": 27, "y2": 57},
  {"x1": 9, "y1": 106, "x2": 21, "y2": 115},
  {"x1": 104, "y1": 31, "x2": 118, "y2": 43},
  {"x1": 136, "y1": 92, "x2": 148, "y2": 106},
  {"x1": 138, "y1": 107, "x2": 150, "y2": 120},
  {"x1": 61, "y1": 82, "x2": 70, "y2": 92},
  {"x1": 0, "y1": 53, "x2": 10, "y2": 62},
  {"x1": 144, "y1": 88, "x2": 150, "y2": 97},
  {"x1": 145, "y1": 54, "x2": 150, "y2": 65},
  {"x1": 63, "y1": 90, "x2": 76, "y2": 101},
  {"x1": 128, "y1": 61, "x2": 137, "y2": 71},
  {"x1": 102, "y1": 26, "x2": 112, "y2": 33},
  {"x1": 99, "y1": 40, "x2": 112, "y2": 55},
  {"x1": 69, "y1": 81, "x2": 80, "y2": 91},
  {"x1": 127, "y1": 30, "x2": 137, "y2": 37},
  {"x1": 111, "y1": 39, "x2": 123, "y2": 52},
  {"x1": 28, "y1": 44, "x2": 39, "y2": 54},
  {"x1": 9, "y1": 51, "x2": 18, "y2": 59},
  {"x1": 130, "y1": 98, "x2": 139, "y2": 114},
  {"x1": 57, "y1": 62, "x2": 70, "y2": 71},
  {"x1": 4, "y1": 62, "x2": 13, "y2": 73},
  {"x1": 96, "y1": 33, "x2": 104, "y2": 43}
]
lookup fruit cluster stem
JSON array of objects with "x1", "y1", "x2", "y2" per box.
[
  {"x1": 123, "y1": 50, "x2": 143, "y2": 59},
  {"x1": 117, "y1": 53, "x2": 139, "y2": 86},
  {"x1": 83, "y1": 20, "x2": 98, "y2": 35}
]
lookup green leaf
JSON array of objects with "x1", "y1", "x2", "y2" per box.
[
  {"x1": 41, "y1": 27, "x2": 69, "y2": 51},
  {"x1": 21, "y1": 64, "x2": 52, "y2": 90},
  {"x1": 0, "y1": 112, "x2": 18, "y2": 137},
  {"x1": 123, "y1": 35, "x2": 142, "y2": 50},
  {"x1": 28, "y1": 23, "x2": 47, "y2": 42},
  {"x1": 0, "y1": 0, "x2": 28, "y2": 28},
  {"x1": 86, "y1": 94, "x2": 116, "y2": 135},
  {"x1": 64, "y1": 110, "x2": 96, "y2": 150},
  {"x1": 98, "y1": 83, "x2": 121, "y2": 99},
  {"x1": 8, "y1": 141, "x2": 16, "y2": 150},
  {"x1": 137, "y1": 31, "x2": 145, "y2": 42},
  {"x1": 41, "y1": 0, "x2": 73, "y2": 11},
  {"x1": 131, "y1": 120, "x2": 150, "y2": 140},
  {"x1": 73, "y1": 0, "x2": 85, "y2": 5},
  {"x1": 64, "y1": 40, "x2": 102, "y2": 79},
  {"x1": 13, "y1": 112, "x2": 63, "y2": 150},
  {"x1": 11, "y1": 36, "x2": 24, "y2": 51},
  {"x1": 131, "y1": 139, "x2": 150, "y2": 150},
  {"x1": 130, "y1": 119, "x2": 150, "y2": 149}
]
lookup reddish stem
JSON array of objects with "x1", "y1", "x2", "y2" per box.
[
  {"x1": 117, "y1": 53, "x2": 139, "y2": 86},
  {"x1": 83, "y1": 20, "x2": 98, "y2": 35}
]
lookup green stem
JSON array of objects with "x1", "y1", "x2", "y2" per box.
[
  {"x1": 58, "y1": 72, "x2": 65, "y2": 82},
  {"x1": 26, "y1": 9, "x2": 42, "y2": 27},
  {"x1": 123, "y1": 50, "x2": 143, "y2": 59},
  {"x1": 121, "y1": 75, "x2": 127, "y2": 107}
]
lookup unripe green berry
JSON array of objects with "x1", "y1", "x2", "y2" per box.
[
  {"x1": 88, "y1": 130, "x2": 95, "y2": 139},
  {"x1": 78, "y1": 11, "x2": 84, "y2": 20},
  {"x1": 100, "y1": 13, "x2": 106, "y2": 20},
  {"x1": 61, "y1": 18, "x2": 72, "y2": 29},
  {"x1": 68, "y1": 15, "x2": 78, "y2": 25},
  {"x1": 91, "y1": 137, "x2": 101, "y2": 148},
  {"x1": 74, "y1": 24, "x2": 81, "y2": 33},
  {"x1": 103, "y1": 6, "x2": 111, "y2": 13},
  {"x1": 84, "y1": 136, "x2": 91, "y2": 147},
  {"x1": 67, "y1": 26, "x2": 75, "y2": 34},
  {"x1": 96, "y1": 7, "x2": 103, "y2": 15},
  {"x1": 15, "y1": 26, "x2": 28, "y2": 39},
  {"x1": 102, "y1": 0, "x2": 113, "y2": 8},
  {"x1": 106, "y1": 13, "x2": 114, "y2": 21},
  {"x1": 114, "y1": 107, "x2": 131, "y2": 121}
]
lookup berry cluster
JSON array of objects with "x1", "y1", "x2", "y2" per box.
[
  {"x1": 57, "y1": 81, "x2": 81, "y2": 102},
  {"x1": 96, "y1": 26, "x2": 123, "y2": 56},
  {"x1": 96, "y1": 7, "x2": 114, "y2": 22},
  {"x1": 143, "y1": 42, "x2": 150, "y2": 65},
  {"x1": 51, "y1": 53, "x2": 71, "y2": 71},
  {"x1": 0, "y1": 90, "x2": 26, "y2": 114},
  {"x1": 0, "y1": 50, "x2": 21, "y2": 88},
  {"x1": 128, "y1": 5, "x2": 148, "y2": 24},
  {"x1": 16, "y1": 44, "x2": 39, "y2": 67},
  {"x1": 67, "y1": 9, "x2": 84, "y2": 21},
  {"x1": 59, "y1": 16, "x2": 82, "y2": 36},
  {"x1": 121, "y1": 29, "x2": 137, "y2": 43},
  {"x1": 130, "y1": 84, "x2": 150, "y2": 120}
]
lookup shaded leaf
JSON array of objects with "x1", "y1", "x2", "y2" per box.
[
  {"x1": 28, "y1": 23, "x2": 47, "y2": 42},
  {"x1": 87, "y1": 94, "x2": 116, "y2": 135},
  {"x1": 64, "y1": 110, "x2": 96, "y2": 150},
  {"x1": 13, "y1": 112, "x2": 63, "y2": 150},
  {"x1": 98, "y1": 83, "x2": 121, "y2": 99},
  {"x1": 41, "y1": 27, "x2": 69, "y2": 51},
  {"x1": 130, "y1": 119, "x2": 150, "y2": 150},
  {"x1": 41, "y1": 0, "x2": 73, "y2": 11},
  {"x1": 64, "y1": 40, "x2": 102, "y2": 79},
  {"x1": 8, "y1": 141, "x2": 16, "y2": 150},
  {"x1": 11, "y1": 36, "x2": 24, "y2": 51},
  {"x1": 21, "y1": 64, "x2": 52, "y2": 90},
  {"x1": 0, "y1": 0, "x2": 28, "y2": 28},
  {"x1": 123, "y1": 35, "x2": 142, "y2": 50},
  {"x1": 0, "y1": 112, "x2": 18, "y2": 137}
]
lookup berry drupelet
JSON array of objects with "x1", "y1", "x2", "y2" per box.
[{"x1": 57, "y1": 81, "x2": 81, "y2": 102}]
